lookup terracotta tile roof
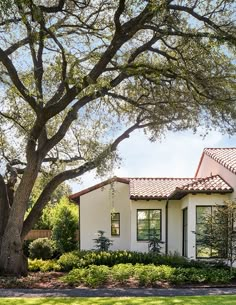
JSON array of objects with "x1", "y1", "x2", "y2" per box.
[
  {"x1": 70, "y1": 175, "x2": 233, "y2": 202},
  {"x1": 129, "y1": 178, "x2": 193, "y2": 199},
  {"x1": 129, "y1": 175, "x2": 233, "y2": 200},
  {"x1": 204, "y1": 148, "x2": 236, "y2": 175},
  {"x1": 170, "y1": 175, "x2": 233, "y2": 199}
]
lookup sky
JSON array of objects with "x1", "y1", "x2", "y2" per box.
[{"x1": 71, "y1": 129, "x2": 236, "y2": 193}]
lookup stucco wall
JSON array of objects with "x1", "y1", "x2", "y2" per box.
[
  {"x1": 130, "y1": 200, "x2": 166, "y2": 253},
  {"x1": 196, "y1": 154, "x2": 236, "y2": 200},
  {"x1": 80, "y1": 182, "x2": 131, "y2": 250},
  {"x1": 167, "y1": 197, "x2": 189, "y2": 255}
]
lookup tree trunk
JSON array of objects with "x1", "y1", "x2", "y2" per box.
[
  {"x1": 0, "y1": 159, "x2": 40, "y2": 276},
  {"x1": 0, "y1": 227, "x2": 27, "y2": 276}
]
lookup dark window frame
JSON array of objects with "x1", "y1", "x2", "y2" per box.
[
  {"x1": 137, "y1": 209, "x2": 162, "y2": 241},
  {"x1": 195, "y1": 205, "x2": 226, "y2": 259},
  {"x1": 111, "y1": 212, "x2": 120, "y2": 236}
]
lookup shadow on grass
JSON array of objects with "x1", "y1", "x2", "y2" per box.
[{"x1": 1, "y1": 296, "x2": 236, "y2": 305}]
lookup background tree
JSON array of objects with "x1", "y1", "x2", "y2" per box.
[
  {"x1": 0, "y1": 0, "x2": 235, "y2": 275},
  {"x1": 195, "y1": 200, "x2": 236, "y2": 274},
  {"x1": 51, "y1": 197, "x2": 78, "y2": 254}
]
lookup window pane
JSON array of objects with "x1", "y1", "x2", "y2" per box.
[
  {"x1": 196, "y1": 207, "x2": 211, "y2": 223},
  {"x1": 196, "y1": 244, "x2": 211, "y2": 257},
  {"x1": 137, "y1": 210, "x2": 161, "y2": 241},
  {"x1": 150, "y1": 210, "x2": 160, "y2": 219},
  {"x1": 111, "y1": 213, "x2": 120, "y2": 236}
]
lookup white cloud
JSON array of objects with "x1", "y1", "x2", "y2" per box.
[{"x1": 71, "y1": 130, "x2": 236, "y2": 192}]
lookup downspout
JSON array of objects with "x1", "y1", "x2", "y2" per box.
[{"x1": 165, "y1": 198, "x2": 169, "y2": 255}]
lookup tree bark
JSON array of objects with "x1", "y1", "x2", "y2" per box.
[{"x1": 0, "y1": 158, "x2": 40, "y2": 276}]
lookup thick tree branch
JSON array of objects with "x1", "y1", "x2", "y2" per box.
[
  {"x1": 0, "y1": 48, "x2": 39, "y2": 113},
  {"x1": 22, "y1": 122, "x2": 142, "y2": 238}
]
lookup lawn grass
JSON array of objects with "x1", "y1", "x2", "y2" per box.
[{"x1": 0, "y1": 296, "x2": 236, "y2": 305}]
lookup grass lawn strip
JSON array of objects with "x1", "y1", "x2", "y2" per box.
[{"x1": 1, "y1": 296, "x2": 236, "y2": 305}]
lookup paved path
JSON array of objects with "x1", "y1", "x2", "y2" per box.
[{"x1": 1, "y1": 287, "x2": 236, "y2": 297}]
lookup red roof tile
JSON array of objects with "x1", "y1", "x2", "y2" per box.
[
  {"x1": 129, "y1": 178, "x2": 194, "y2": 199},
  {"x1": 129, "y1": 176, "x2": 233, "y2": 200},
  {"x1": 204, "y1": 148, "x2": 236, "y2": 174}
]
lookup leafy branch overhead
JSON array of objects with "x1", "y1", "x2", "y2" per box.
[{"x1": 0, "y1": 0, "x2": 235, "y2": 275}]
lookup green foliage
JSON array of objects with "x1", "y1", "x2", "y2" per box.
[
  {"x1": 28, "y1": 259, "x2": 61, "y2": 272},
  {"x1": 194, "y1": 200, "x2": 236, "y2": 272},
  {"x1": 62, "y1": 264, "x2": 233, "y2": 287},
  {"x1": 29, "y1": 238, "x2": 55, "y2": 260},
  {"x1": 58, "y1": 252, "x2": 81, "y2": 272},
  {"x1": 93, "y1": 230, "x2": 113, "y2": 251},
  {"x1": 51, "y1": 197, "x2": 78, "y2": 254},
  {"x1": 62, "y1": 265, "x2": 110, "y2": 288},
  {"x1": 57, "y1": 250, "x2": 226, "y2": 271},
  {"x1": 148, "y1": 231, "x2": 164, "y2": 253},
  {"x1": 110, "y1": 263, "x2": 134, "y2": 283},
  {"x1": 22, "y1": 239, "x2": 33, "y2": 257}
]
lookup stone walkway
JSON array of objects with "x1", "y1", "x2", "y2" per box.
[{"x1": 0, "y1": 287, "x2": 236, "y2": 297}]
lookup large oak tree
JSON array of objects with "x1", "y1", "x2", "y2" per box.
[{"x1": 0, "y1": 0, "x2": 235, "y2": 275}]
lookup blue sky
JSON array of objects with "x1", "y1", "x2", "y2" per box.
[{"x1": 71, "y1": 130, "x2": 236, "y2": 192}]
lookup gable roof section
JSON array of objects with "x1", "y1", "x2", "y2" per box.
[
  {"x1": 195, "y1": 147, "x2": 236, "y2": 177},
  {"x1": 69, "y1": 177, "x2": 129, "y2": 202},
  {"x1": 129, "y1": 175, "x2": 233, "y2": 200},
  {"x1": 170, "y1": 175, "x2": 233, "y2": 199}
]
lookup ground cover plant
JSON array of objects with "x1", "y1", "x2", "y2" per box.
[
  {"x1": 1, "y1": 296, "x2": 236, "y2": 305},
  {"x1": 61, "y1": 264, "x2": 233, "y2": 288}
]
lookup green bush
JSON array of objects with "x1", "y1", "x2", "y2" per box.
[
  {"x1": 23, "y1": 239, "x2": 33, "y2": 257},
  {"x1": 61, "y1": 264, "x2": 232, "y2": 287},
  {"x1": 110, "y1": 263, "x2": 134, "y2": 283},
  {"x1": 51, "y1": 199, "x2": 78, "y2": 254},
  {"x1": 58, "y1": 252, "x2": 81, "y2": 271},
  {"x1": 65, "y1": 250, "x2": 226, "y2": 270},
  {"x1": 82, "y1": 265, "x2": 110, "y2": 288},
  {"x1": 29, "y1": 238, "x2": 55, "y2": 260},
  {"x1": 28, "y1": 259, "x2": 61, "y2": 272}
]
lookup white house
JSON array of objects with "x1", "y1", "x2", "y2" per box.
[{"x1": 70, "y1": 148, "x2": 236, "y2": 259}]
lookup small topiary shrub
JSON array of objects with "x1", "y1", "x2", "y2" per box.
[
  {"x1": 93, "y1": 230, "x2": 113, "y2": 251},
  {"x1": 29, "y1": 238, "x2": 55, "y2": 260}
]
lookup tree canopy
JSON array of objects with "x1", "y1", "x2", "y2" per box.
[{"x1": 0, "y1": 0, "x2": 235, "y2": 275}]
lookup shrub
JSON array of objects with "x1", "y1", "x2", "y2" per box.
[
  {"x1": 82, "y1": 265, "x2": 110, "y2": 288},
  {"x1": 28, "y1": 259, "x2": 61, "y2": 272},
  {"x1": 61, "y1": 264, "x2": 232, "y2": 287},
  {"x1": 29, "y1": 238, "x2": 55, "y2": 260},
  {"x1": 61, "y1": 268, "x2": 86, "y2": 286},
  {"x1": 110, "y1": 263, "x2": 134, "y2": 283},
  {"x1": 51, "y1": 199, "x2": 78, "y2": 254},
  {"x1": 93, "y1": 230, "x2": 113, "y2": 251},
  {"x1": 58, "y1": 252, "x2": 81, "y2": 271},
  {"x1": 23, "y1": 239, "x2": 33, "y2": 257}
]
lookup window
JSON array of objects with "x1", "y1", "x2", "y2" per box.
[
  {"x1": 196, "y1": 206, "x2": 226, "y2": 258},
  {"x1": 137, "y1": 209, "x2": 161, "y2": 241},
  {"x1": 111, "y1": 213, "x2": 120, "y2": 236}
]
